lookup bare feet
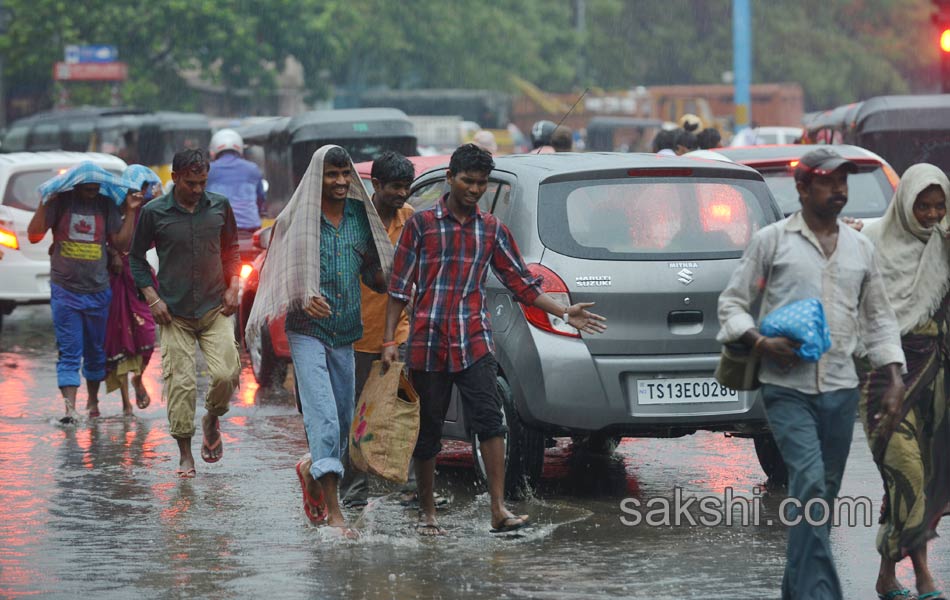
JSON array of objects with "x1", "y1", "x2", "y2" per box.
[{"x1": 86, "y1": 400, "x2": 100, "y2": 418}]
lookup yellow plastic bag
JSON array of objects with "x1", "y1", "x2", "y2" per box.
[{"x1": 349, "y1": 361, "x2": 420, "y2": 483}]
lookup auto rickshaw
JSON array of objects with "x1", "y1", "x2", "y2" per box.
[
  {"x1": 801, "y1": 102, "x2": 862, "y2": 144},
  {"x1": 237, "y1": 108, "x2": 418, "y2": 214},
  {"x1": 849, "y1": 94, "x2": 950, "y2": 175},
  {"x1": 1, "y1": 107, "x2": 211, "y2": 184},
  {"x1": 585, "y1": 117, "x2": 663, "y2": 152}
]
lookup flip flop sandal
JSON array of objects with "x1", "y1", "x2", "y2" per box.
[
  {"x1": 415, "y1": 522, "x2": 447, "y2": 536},
  {"x1": 490, "y1": 515, "x2": 530, "y2": 534},
  {"x1": 134, "y1": 386, "x2": 151, "y2": 410},
  {"x1": 175, "y1": 468, "x2": 197, "y2": 479},
  {"x1": 201, "y1": 424, "x2": 223, "y2": 463},
  {"x1": 88, "y1": 408, "x2": 101, "y2": 418},
  {"x1": 918, "y1": 592, "x2": 948, "y2": 600},
  {"x1": 877, "y1": 590, "x2": 912, "y2": 600},
  {"x1": 295, "y1": 461, "x2": 329, "y2": 524},
  {"x1": 399, "y1": 491, "x2": 449, "y2": 507}
]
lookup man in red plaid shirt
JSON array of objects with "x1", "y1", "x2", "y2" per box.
[{"x1": 381, "y1": 144, "x2": 607, "y2": 535}]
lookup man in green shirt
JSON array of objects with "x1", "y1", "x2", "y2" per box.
[
  {"x1": 129, "y1": 149, "x2": 242, "y2": 478},
  {"x1": 282, "y1": 147, "x2": 386, "y2": 532}
]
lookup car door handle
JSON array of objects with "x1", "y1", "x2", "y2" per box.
[{"x1": 668, "y1": 310, "x2": 703, "y2": 335}]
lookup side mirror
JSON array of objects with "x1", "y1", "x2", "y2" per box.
[{"x1": 253, "y1": 226, "x2": 273, "y2": 250}]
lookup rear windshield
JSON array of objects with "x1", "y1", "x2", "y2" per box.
[
  {"x1": 293, "y1": 137, "x2": 418, "y2": 178},
  {"x1": 761, "y1": 168, "x2": 892, "y2": 218},
  {"x1": 2, "y1": 168, "x2": 122, "y2": 211},
  {"x1": 861, "y1": 131, "x2": 950, "y2": 176},
  {"x1": 538, "y1": 176, "x2": 775, "y2": 260}
]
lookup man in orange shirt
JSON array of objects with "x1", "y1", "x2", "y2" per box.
[{"x1": 340, "y1": 151, "x2": 419, "y2": 508}]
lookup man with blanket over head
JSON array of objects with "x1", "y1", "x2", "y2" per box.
[
  {"x1": 28, "y1": 162, "x2": 142, "y2": 424},
  {"x1": 244, "y1": 145, "x2": 392, "y2": 533}
]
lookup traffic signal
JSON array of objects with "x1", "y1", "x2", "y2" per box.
[{"x1": 934, "y1": 0, "x2": 950, "y2": 91}]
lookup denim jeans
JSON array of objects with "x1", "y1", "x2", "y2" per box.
[
  {"x1": 287, "y1": 331, "x2": 355, "y2": 480},
  {"x1": 51, "y1": 283, "x2": 112, "y2": 388},
  {"x1": 761, "y1": 384, "x2": 859, "y2": 600}
]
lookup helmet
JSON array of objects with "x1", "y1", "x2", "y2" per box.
[
  {"x1": 209, "y1": 129, "x2": 244, "y2": 159},
  {"x1": 530, "y1": 120, "x2": 557, "y2": 149},
  {"x1": 678, "y1": 113, "x2": 702, "y2": 133}
]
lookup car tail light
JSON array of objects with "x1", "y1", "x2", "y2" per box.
[
  {"x1": 0, "y1": 226, "x2": 19, "y2": 250},
  {"x1": 519, "y1": 264, "x2": 579, "y2": 338},
  {"x1": 240, "y1": 263, "x2": 253, "y2": 280},
  {"x1": 881, "y1": 164, "x2": 900, "y2": 190}
]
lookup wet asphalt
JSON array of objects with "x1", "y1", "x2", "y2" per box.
[{"x1": 0, "y1": 305, "x2": 947, "y2": 599}]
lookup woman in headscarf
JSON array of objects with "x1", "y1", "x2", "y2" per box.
[
  {"x1": 858, "y1": 163, "x2": 950, "y2": 600},
  {"x1": 103, "y1": 165, "x2": 163, "y2": 415}
]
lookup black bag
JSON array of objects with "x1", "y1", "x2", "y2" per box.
[
  {"x1": 714, "y1": 229, "x2": 781, "y2": 391},
  {"x1": 715, "y1": 342, "x2": 761, "y2": 391}
]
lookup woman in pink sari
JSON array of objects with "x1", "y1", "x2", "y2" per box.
[{"x1": 103, "y1": 165, "x2": 162, "y2": 415}]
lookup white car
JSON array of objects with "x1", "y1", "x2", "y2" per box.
[
  {"x1": 0, "y1": 151, "x2": 128, "y2": 330},
  {"x1": 729, "y1": 126, "x2": 803, "y2": 147}
]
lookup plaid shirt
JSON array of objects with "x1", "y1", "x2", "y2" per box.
[
  {"x1": 285, "y1": 198, "x2": 380, "y2": 347},
  {"x1": 389, "y1": 195, "x2": 543, "y2": 372}
]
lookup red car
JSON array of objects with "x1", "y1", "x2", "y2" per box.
[
  {"x1": 710, "y1": 144, "x2": 899, "y2": 220},
  {"x1": 239, "y1": 155, "x2": 450, "y2": 386}
]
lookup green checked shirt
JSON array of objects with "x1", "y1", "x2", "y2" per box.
[{"x1": 285, "y1": 198, "x2": 382, "y2": 347}]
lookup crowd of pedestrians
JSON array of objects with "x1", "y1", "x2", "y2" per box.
[{"x1": 24, "y1": 128, "x2": 950, "y2": 598}]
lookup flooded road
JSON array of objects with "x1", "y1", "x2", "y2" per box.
[{"x1": 1, "y1": 306, "x2": 947, "y2": 599}]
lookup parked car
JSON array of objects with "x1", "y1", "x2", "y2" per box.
[
  {"x1": 403, "y1": 152, "x2": 786, "y2": 497},
  {"x1": 238, "y1": 154, "x2": 450, "y2": 387},
  {"x1": 713, "y1": 144, "x2": 898, "y2": 220},
  {"x1": 0, "y1": 151, "x2": 128, "y2": 331}
]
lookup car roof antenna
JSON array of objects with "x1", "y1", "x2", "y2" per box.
[{"x1": 537, "y1": 87, "x2": 590, "y2": 154}]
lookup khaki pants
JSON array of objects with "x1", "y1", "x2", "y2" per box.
[{"x1": 160, "y1": 309, "x2": 240, "y2": 438}]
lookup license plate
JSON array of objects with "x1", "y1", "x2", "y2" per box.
[{"x1": 637, "y1": 377, "x2": 738, "y2": 405}]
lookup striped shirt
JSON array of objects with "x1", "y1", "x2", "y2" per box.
[
  {"x1": 285, "y1": 198, "x2": 380, "y2": 347},
  {"x1": 389, "y1": 195, "x2": 543, "y2": 372}
]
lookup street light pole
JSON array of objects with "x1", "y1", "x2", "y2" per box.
[
  {"x1": 733, "y1": 0, "x2": 751, "y2": 132},
  {"x1": 0, "y1": 0, "x2": 7, "y2": 128}
]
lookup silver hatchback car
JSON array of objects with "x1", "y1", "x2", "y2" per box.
[{"x1": 405, "y1": 152, "x2": 785, "y2": 497}]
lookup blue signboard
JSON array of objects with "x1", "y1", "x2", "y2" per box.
[{"x1": 64, "y1": 45, "x2": 118, "y2": 64}]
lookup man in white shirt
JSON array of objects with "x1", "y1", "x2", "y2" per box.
[{"x1": 718, "y1": 148, "x2": 906, "y2": 600}]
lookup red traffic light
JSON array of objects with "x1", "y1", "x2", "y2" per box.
[{"x1": 942, "y1": 28, "x2": 950, "y2": 52}]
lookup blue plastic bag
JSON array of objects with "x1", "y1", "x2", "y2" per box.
[{"x1": 759, "y1": 298, "x2": 831, "y2": 362}]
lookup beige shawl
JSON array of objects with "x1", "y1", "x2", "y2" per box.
[
  {"x1": 244, "y1": 145, "x2": 394, "y2": 350},
  {"x1": 862, "y1": 163, "x2": 950, "y2": 335}
]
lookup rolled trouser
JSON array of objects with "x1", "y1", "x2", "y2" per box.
[
  {"x1": 160, "y1": 308, "x2": 240, "y2": 439},
  {"x1": 51, "y1": 283, "x2": 112, "y2": 388},
  {"x1": 287, "y1": 331, "x2": 355, "y2": 481}
]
